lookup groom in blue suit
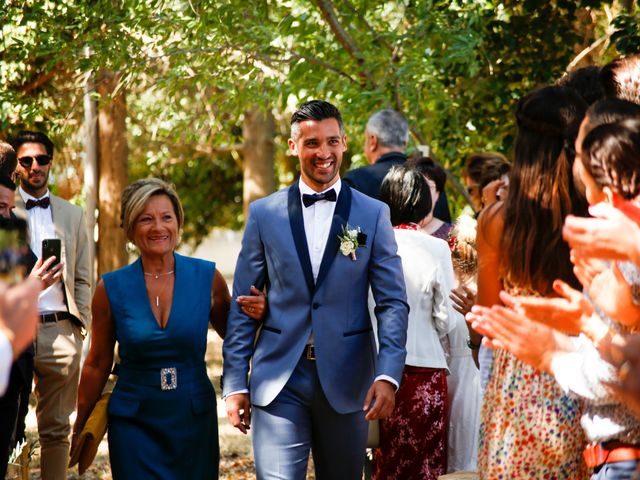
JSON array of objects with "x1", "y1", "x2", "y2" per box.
[{"x1": 223, "y1": 100, "x2": 409, "y2": 479}]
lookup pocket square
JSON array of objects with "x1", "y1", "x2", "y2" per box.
[{"x1": 357, "y1": 232, "x2": 367, "y2": 246}]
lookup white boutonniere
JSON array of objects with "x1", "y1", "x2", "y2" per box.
[{"x1": 338, "y1": 224, "x2": 367, "y2": 261}]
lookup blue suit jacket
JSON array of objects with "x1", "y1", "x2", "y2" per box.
[{"x1": 222, "y1": 181, "x2": 408, "y2": 414}]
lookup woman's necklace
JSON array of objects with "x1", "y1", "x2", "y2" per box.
[
  {"x1": 143, "y1": 270, "x2": 174, "y2": 280},
  {"x1": 144, "y1": 271, "x2": 174, "y2": 308}
]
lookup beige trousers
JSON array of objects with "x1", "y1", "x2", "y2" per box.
[{"x1": 34, "y1": 319, "x2": 82, "y2": 480}]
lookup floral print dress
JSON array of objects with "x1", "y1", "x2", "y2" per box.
[{"x1": 478, "y1": 347, "x2": 590, "y2": 479}]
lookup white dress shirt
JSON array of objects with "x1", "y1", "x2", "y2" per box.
[
  {"x1": 19, "y1": 187, "x2": 67, "y2": 314},
  {"x1": 0, "y1": 331, "x2": 12, "y2": 396},
  {"x1": 299, "y1": 178, "x2": 341, "y2": 281}
]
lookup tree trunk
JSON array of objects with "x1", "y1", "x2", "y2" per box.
[
  {"x1": 96, "y1": 71, "x2": 128, "y2": 277},
  {"x1": 242, "y1": 107, "x2": 275, "y2": 219}
]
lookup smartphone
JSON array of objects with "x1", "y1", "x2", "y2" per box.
[
  {"x1": 42, "y1": 238, "x2": 61, "y2": 271},
  {"x1": 0, "y1": 217, "x2": 29, "y2": 284}
]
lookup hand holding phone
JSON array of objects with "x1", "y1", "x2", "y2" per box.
[
  {"x1": 34, "y1": 239, "x2": 64, "y2": 288},
  {"x1": 42, "y1": 239, "x2": 61, "y2": 270}
]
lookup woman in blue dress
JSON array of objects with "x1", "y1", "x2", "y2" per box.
[{"x1": 72, "y1": 178, "x2": 262, "y2": 478}]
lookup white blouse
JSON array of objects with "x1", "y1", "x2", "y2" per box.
[{"x1": 369, "y1": 228, "x2": 454, "y2": 369}]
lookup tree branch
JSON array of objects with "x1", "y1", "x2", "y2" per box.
[
  {"x1": 566, "y1": 33, "x2": 610, "y2": 71},
  {"x1": 313, "y1": 0, "x2": 362, "y2": 60},
  {"x1": 342, "y1": 0, "x2": 392, "y2": 52},
  {"x1": 312, "y1": 0, "x2": 372, "y2": 85},
  {"x1": 19, "y1": 62, "x2": 64, "y2": 93}
]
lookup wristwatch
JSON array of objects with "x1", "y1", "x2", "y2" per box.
[{"x1": 466, "y1": 336, "x2": 481, "y2": 350}]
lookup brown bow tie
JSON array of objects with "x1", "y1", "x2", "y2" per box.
[{"x1": 25, "y1": 197, "x2": 50, "y2": 210}]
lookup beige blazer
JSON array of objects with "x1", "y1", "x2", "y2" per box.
[{"x1": 14, "y1": 193, "x2": 92, "y2": 329}]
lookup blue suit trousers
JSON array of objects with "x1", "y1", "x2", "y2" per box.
[{"x1": 252, "y1": 353, "x2": 368, "y2": 480}]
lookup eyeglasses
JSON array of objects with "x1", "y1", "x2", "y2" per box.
[{"x1": 18, "y1": 155, "x2": 51, "y2": 168}]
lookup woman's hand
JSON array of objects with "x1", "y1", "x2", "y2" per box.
[
  {"x1": 30, "y1": 256, "x2": 64, "y2": 289},
  {"x1": 449, "y1": 285, "x2": 476, "y2": 316},
  {"x1": 466, "y1": 304, "x2": 566, "y2": 373},
  {"x1": 563, "y1": 203, "x2": 640, "y2": 265},
  {"x1": 237, "y1": 286, "x2": 267, "y2": 321},
  {"x1": 481, "y1": 179, "x2": 506, "y2": 208},
  {"x1": 499, "y1": 282, "x2": 591, "y2": 336}
]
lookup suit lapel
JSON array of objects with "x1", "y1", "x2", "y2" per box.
[
  {"x1": 315, "y1": 184, "x2": 352, "y2": 291},
  {"x1": 287, "y1": 182, "x2": 315, "y2": 295},
  {"x1": 13, "y1": 195, "x2": 26, "y2": 222}
]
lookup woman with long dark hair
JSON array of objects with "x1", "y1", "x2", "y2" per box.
[{"x1": 473, "y1": 85, "x2": 590, "y2": 478}]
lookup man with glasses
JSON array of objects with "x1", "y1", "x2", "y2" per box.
[{"x1": 11, "y1": 131, "x2": 91, "y2": 480}]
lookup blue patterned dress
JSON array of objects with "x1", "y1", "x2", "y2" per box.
[{"x1": 104, "y1": 254, "x2": 219, "y2": 479}]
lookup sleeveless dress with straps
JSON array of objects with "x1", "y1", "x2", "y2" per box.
[{"x1": 103, "y1": 253, "x2": 219, "y2": 479}]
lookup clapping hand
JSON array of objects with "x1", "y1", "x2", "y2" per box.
[
  {"x1": 563, "y1": 202, "x2": 640, "y2": 265},
  {"x1": 466, "y1": 303, "x2": 564, "y2": 373},
  {"x1": 499, "y1": 282, "x2": 593, "y2": 336},
  {"x1": 30, "y1": 256, "x2": 64, "y2": 288},
  {"x1": 572, "y1": 254, "x2": 640, "y2": 329},
  {"x1": 450, "y1": 285, "x2": 476, "y2": 316}
]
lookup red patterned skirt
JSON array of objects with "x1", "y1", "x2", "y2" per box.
[{"x1": 372, "y1": 366, "x2": 448, "y2": 480}]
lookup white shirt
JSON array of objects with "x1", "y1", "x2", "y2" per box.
[
  {"x1": 19, "y1": 187, "x2": 67, "y2": 314},
  {"x1": 299, "y1": 178, "x2": 341, "y2": 280},
  {"x1": 551, "y1": 334, "x2": 640, "y2": 442},
  {"x1": 0, "y1": 331, "x2": 12, "y2": 396}
]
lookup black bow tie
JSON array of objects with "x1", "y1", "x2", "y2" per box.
[
  {"x1": 25, "y1": 197, "x2": 50, "y2": 210},
  {"x1": 302, "y1": 189, "x2": 337, "y2": 208}
]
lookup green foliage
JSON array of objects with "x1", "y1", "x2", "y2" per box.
[
  {"x1": 0, "y1": 0, "x2": 629, "y2": 243},
  {"x1": 611, "y1": 8, "x2": 640, "y2": 55}
]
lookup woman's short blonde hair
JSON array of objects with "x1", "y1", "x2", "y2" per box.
[{"x1": 120, "y1": 178, "x2": 184, "y2": 238}]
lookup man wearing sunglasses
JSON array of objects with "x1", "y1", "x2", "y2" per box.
[{"x1": 10, "y1": 131, "x2": 91, "y2": 480}]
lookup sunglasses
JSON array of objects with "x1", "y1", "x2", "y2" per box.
[{"x1": 18, "y1": 155, "x2": 52, "y2": 168}]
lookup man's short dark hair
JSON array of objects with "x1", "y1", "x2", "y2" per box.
[
  {"x1": 380, "y1": 165, "x2": 431, "y2": 226},
  {"x1": 290, "y1": 100, "x2": 344, "y2": 140},
  {"x1": 11, "y1": 130, "x2": 54, "y2": 157},
  {"x1": 0, "y1": 175, "x2": 16, "y2": 192},
  {"x1": 0, "y1": 142, "x2": 17, "y2": 178}
]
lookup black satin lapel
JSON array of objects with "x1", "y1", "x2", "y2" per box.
[
  {"x1": 315, "y1": 184, "x2": 352, "y2": 291},
  {"x1": 288, "y1": 183, "x2": 315, "y2": 294}
]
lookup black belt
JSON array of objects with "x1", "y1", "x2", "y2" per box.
[
  {"x1": 39, "y1": 311, "x2": 73, "y2": 323},
  {"x1": 303, "y1": 344, "x2": 316, "y2": 361}
]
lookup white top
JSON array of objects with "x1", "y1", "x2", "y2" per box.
[
  {"x1": 298, "y1": 178, "x2": 341, "y2": 281},
  {"x1": 19, "y1": 187, "x2": 67, "y2": 314},
  {"x1": 551, "y1": 334, "x2": 640, "y2": 443},
  {"x1": 370, "y1": 228, "x2": 453, "y2": 369},
  {"x1": 0, "y1": 331, "x2": 12, "y2": 396}
]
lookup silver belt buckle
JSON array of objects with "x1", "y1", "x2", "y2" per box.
[{"x1": 160, "y1": 367, "x2": 177, "y2": 391}]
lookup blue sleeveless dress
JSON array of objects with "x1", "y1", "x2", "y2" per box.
[{"x1": 103, "y1": 253, "x2": 219, "y2": 479}]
